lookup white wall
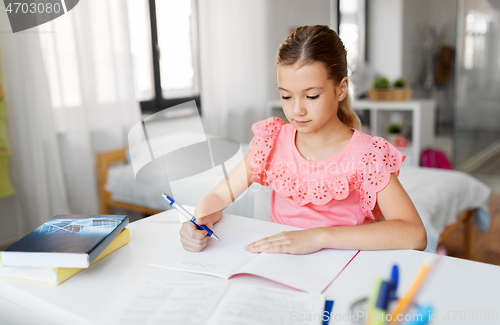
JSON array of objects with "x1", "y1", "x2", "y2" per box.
[
  {"x1": 198, "y1": 0, "x2": 269, "y2": 144},
  {"x1": 265, "y1": 0, "x2": 332, "y2": 103},
  {"x1": 367, "y1": 0, "x2": 404, "y2": 80}
]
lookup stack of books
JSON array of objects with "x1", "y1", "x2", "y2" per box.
[{"x1": 0, "y1": 214, "x2": 129, "y2": 285}]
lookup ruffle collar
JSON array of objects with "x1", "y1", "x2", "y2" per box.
[{"x1": 248, "y1": 117, "x2": 405, "y2": 219}]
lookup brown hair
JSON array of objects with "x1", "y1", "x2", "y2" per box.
[{"x1": 277, "y1": 25, "x2": 360, "y2": 130}]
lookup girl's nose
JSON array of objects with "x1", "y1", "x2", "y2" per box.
[{"x1": 293, "y1": 100, "x2": 306, "y2": 116}]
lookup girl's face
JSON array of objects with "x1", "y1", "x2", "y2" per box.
[{"x1": 277, "y1": 61, "x2": 348, "y2": 134}]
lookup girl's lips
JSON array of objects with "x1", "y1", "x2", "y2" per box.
[{"x1": 295, "y1": 120, "x2": 311, "y2": 126}]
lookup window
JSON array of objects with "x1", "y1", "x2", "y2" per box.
[
  {"x1": 127, "y1": 0, "x2": 201, "y2": 114},
  {"x1": 464, "y1": 12, "x2": 489, "y2": 71},
  {"x1": 337, "y1": 0, "x2": 367, "y2": 73}
]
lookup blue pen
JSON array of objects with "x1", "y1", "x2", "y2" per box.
[
  {"x1": 391, "y1": 264, "x2": 399, "y2": 299},
  {"x1": 161, "y1": 193, "x2": 220, "y2": 241}
]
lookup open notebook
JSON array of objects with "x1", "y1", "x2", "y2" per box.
[
  {"x1": 101, "y1": 278, "x2": 327, "y2": 325},
  {"x1": 150, "y1": 230, "x2": 358, "y2": 293}
]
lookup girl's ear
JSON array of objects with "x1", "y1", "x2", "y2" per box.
[{"x1": 337, "y1": 77, "x2": 349, "y2": 101}]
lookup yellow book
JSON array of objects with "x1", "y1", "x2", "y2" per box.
[{"x1": 0, "y1": 228, "x2": 129, "y2": 285}]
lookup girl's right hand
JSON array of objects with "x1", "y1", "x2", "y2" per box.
[{"x1": 179, "y1": 216, "x2": 214, "y2": 252}]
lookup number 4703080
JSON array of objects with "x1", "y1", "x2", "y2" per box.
[
  {"x1": 5, "y1": 2, "x2": 62, "y2": 14},
  {"x1": 443, "y1": 311, "x2": 498, "y2": 322}
]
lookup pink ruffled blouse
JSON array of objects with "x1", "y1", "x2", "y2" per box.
[{"x1": 248, "y1": 117, "x2": 406, "y2": 229}]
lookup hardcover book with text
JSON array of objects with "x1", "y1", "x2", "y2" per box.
[{"x1": 0, "y1": 214, "x2": 129, "y2": 268}]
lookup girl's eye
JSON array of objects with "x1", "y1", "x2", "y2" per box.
[
  {"x1": 281, "y1": 96, "x2": 291, "y2": 100},
  {"x1": 307, "y1": 95, "x2": 320, "y2": 99}
]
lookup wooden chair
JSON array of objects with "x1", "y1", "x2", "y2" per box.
[{"x1": 96, "y1": 147, "x2": 162, "y2": 216}]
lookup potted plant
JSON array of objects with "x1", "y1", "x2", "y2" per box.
[
  {"x1": 386, "y1": 123, "x2": 402, "y2": 145},
  {"x1": 373, "y1": 76, "x2": 391, "y2": 90},
  {"x1": 393, "y1": 78, "x2": 406, "y2": 88},
  {"x1": 368, "y1": 77, "x2": 412, "y2": 101}
]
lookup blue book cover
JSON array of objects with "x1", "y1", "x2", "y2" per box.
[{"x1": 1, "y1": 215, "x2": 128, "y2": 268}]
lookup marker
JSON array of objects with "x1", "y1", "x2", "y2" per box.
[
  {"x1": 161, "y1": 193, "x2": 220, "y2": 241},
  {"x1": 371, "y1": 280, "x2": 395, "y2": 325},
  {"x1": 367, "y1": 277, "x2": 383, "y2": 325}
]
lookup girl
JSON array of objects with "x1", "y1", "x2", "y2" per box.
[{"x1": 180, "y1": 25, "x2": 427, "y2": 254}]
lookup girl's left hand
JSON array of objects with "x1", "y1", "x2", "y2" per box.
[{"x1": 244, "y1": 229, "x2": 324, "y2": 255}]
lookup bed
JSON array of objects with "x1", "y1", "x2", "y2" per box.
[{"x1": 97, "y1": 142, "x2": 491, "y2": 254}]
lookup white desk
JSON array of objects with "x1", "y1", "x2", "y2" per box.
[{"x1": 1, "y1": 211, "x2": 499, "y2": 325}]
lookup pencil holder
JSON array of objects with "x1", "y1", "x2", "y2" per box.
[{"x1": 349, "y1": 297, "x2": 431, "y2": 325}]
